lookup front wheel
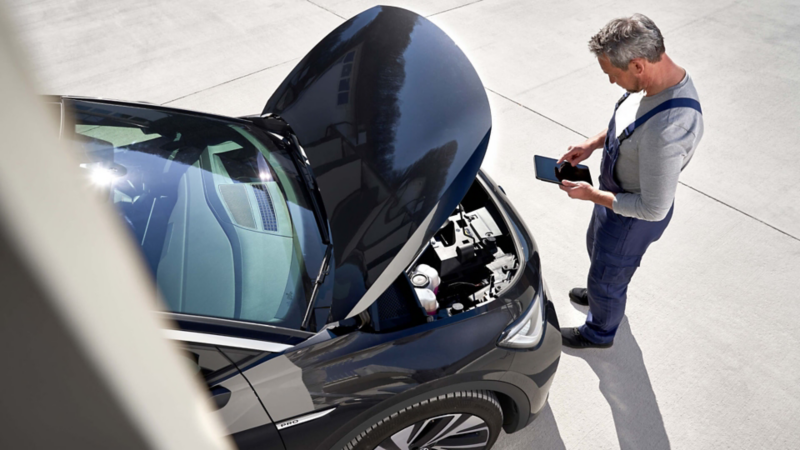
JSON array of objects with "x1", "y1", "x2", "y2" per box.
[{"x1": 343, "y1": 390, "x2": 503, "y2": 450}]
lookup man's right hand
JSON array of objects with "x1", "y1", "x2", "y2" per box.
[
  {"x1": 557, "y1": 129, "x2": 607, "y2": 166},
  {"x1": 558, "y1": 142, "x2": 595, "y2": 166}
]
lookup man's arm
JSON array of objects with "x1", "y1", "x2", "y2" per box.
[
  {"x1": 562, "y1": 123, "x2": 695, "y2": 218},
  {"x1": 612, "y1": 123, "x2": 694, "y2": 221},
  {"x1": 557, "y1": 129, "x2": 607, "y2": 166},
  {"x1": 585, "y1": 129, "x2": 608, "y2": 151}
]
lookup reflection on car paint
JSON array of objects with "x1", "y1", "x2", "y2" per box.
[{"x1": 264, "y1": 6, "x2": 492, "y2": 322}]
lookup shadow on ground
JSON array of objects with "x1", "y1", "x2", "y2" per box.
[
  {"x1": 493, "y1": 401, "x2": 565, "y2": 450},
  {"x1": 563, "y1": 317, "x2": 671, "y2": 450}
]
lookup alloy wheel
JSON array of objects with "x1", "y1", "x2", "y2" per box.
[{"x1": 375, "y1": 413, "x2": 490, "y2": 450}]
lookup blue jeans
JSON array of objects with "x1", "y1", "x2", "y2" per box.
[{"x1": 579, "y1": 203, "x2": 673, "y2": 344}]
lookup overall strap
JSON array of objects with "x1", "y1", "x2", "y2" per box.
[
  {"x1": 615, "y1": 92, "x2": 631, "y2": 109},
  {"x1": 618, "y1": 97, "x2": 702, "y2": 142}
]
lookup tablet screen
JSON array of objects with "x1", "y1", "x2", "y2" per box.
[
  {"x1": 534, "y1": 155, "x2": 561, "y2": 183},
  {"x1": 533, "y1": 155, "x2": 593, "y2": 186}
]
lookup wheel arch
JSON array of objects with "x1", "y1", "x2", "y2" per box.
[{"x1": 328, "y1": 379, "x2": 531, "y2": 450}]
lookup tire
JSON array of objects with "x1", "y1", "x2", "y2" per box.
[{"x1": 342, "y1": 390, "x2": 503, "y2": 450}]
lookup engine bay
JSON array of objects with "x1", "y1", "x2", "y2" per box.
[
  {"x1": 360, "y1": 181, "x2": 520, "y2": 333},
  {"x1": 410, "y1": 199, "x2": 518, "y2": 319}
]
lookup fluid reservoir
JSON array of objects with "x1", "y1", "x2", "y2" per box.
[
  {"x1": 410, "y1": 264, "x2": 441, "y2": 293},
  {"x1": 415, "y1": 288, "x2": 438, "y2": 316}
]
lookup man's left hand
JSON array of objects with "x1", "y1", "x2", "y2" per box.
[{"x1": 559, "y1": 180, "x2": 616, "y2": 209}]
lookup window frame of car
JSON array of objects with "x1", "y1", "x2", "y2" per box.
[{"x1": 160, "y1": 312, "x2": 314, "y2": 351}]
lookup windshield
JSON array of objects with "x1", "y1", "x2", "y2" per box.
[{"x1": 66, "y1": 99, "x2": 324, "y2": 329}]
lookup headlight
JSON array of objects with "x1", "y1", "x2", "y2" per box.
[{"x1": 497, "y1": 279, "x2": 547, "y2": 349}]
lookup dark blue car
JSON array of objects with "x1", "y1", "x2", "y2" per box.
[{"x1": 52, "y1": 6, "x2": 560, "y2": 450}]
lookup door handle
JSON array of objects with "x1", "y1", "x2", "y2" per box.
[{"x1": 209, "y1": 386, "x2": 231, "y2": 410}]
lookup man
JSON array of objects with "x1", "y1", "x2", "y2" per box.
[{"x1": 558, "y1": 14, "x2": 704, "y2": 349}]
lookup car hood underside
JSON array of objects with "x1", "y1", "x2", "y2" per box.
[{"x1": 264, "y1": 6, "x2": 492, "y2": 321}]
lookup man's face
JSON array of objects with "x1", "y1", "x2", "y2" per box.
[{"x1": 598, "y1": 54, "x2": 642, "y2": 93}]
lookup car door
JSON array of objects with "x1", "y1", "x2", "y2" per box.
[{"x1": 165, "y1": 330, "x2": 286, "y2": 450}]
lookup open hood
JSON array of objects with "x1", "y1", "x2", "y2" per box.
[{"x1": 264, "y1": 6, "x2": 491, "y2": 322}]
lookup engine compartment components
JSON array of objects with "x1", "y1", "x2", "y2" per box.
[
  {"x1": 410, "y1": 264, "x2": 440, "y2": 316},
  {"x1": 410, "y1": 264, "x2": 441, "y2": 292},
  {"x1": 366, "y1": 182, "x2": 520, "y2": 333},
  {"x1": 414, "y1": 288, "x2": 438, "y2": 316},
  {"x1": 409, "y1": 201, "x2": 518, "y2": 320},
  {"x1": 430, "y1": 206, "x2": 502, "y2": 277}
]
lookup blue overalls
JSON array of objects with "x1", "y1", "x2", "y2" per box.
[{"x1": 580, "y1": 93, "x2": 702, "y2": 344}]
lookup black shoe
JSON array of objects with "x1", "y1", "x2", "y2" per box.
[
  {"x1": 569, "y1": 288, "x2": 589, "y2": 306},
  {"x1": 561, "y1": 327, "x2": 613, "y2": 349}
]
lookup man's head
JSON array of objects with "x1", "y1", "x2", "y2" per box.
[{"x1": 589, "y1": 14, "x2": 665, "y2": 93}]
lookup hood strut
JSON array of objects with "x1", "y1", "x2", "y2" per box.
[{"x1": 301, "y1": 245, "x2": 332, "y2": 331}]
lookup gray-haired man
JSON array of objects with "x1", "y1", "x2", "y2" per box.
[{"x1": 557, "y1": 14, "x2": 704, "y2": 348}]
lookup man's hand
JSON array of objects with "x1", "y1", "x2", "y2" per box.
[
  {"x1": 558, "y1": 130, "x2": 607, "y2": 166},
  {"x1": 559, "y1": 180, "x2": 594, "y2": 200},
  {"x1": 557, "y1": 143, "x2": 594, "y2": 167},
  {"x1": 560, "y1": 180, "x2": 615, "y2": 209}
]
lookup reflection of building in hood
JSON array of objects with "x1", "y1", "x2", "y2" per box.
[
  {"x1": 321, "y1": 363, "x2": 417, "y2": 398},
  {"x1": 274, "y1": 44, "x2": 364, "y2": 149},
  {"x1": 287, "y1": 328, "x2": 448, "y2": 407},
  {"x1": 264, "y1": 6, "x2": 491, "y2": 322}
]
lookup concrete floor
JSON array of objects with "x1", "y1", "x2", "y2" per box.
[{"x1": 5, "y1": 0, "x2": 799, "y2": 448}]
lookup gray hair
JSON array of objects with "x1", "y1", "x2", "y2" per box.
[{"x1": 589, "y1": 14, "x2": 665, "y2": 69}]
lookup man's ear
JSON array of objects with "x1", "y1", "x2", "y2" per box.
[{"x1": 630, "y1": 59, "x2": 646, "y2": 75}]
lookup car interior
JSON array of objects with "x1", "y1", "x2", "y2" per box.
[{"x1": 70, "y1": 104, "x2": 309, "y2": 327}]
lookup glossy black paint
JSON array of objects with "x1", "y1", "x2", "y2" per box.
[
  {"x1": 182, "y1": 342, "x2": 284, "y2": 450},
  {"x1": 231, "y1": 424, "x2": 285, "y2": 450},
  {"x1": 478, "y1": 170, "x2": 562, "y2": 416},
  {"x1": 51, "y1": 95, "x2": 560, "y2": 450},
  {"x1": 264, "y1": 6, "x2": 492, "y2": 322},
  {"x1": 49, "y1": 6, "x2": 563, "y2": 448},
  {"x1": 234, "y1": 174, "x2": 561, "y2": 450}
]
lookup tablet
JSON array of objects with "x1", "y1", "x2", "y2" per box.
[{"x1": 533, "y1": 155, "x2": 593, "y2": 186}]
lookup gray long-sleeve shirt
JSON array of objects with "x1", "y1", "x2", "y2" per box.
[{"x1": 610, "y1": 73, "x2": 704, "y2": 221}]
